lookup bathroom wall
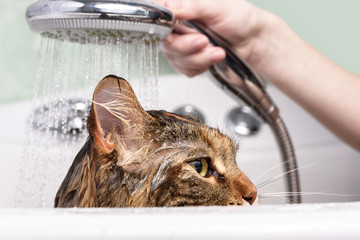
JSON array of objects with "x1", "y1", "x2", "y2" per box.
[
  {"x1": 0, "y1": 0, "x2": 38, "y2": 103},
  {"x1": 250, "y1": 0, "x2": 360, "y2": 75},
  {"x1": 0, "y1": 0, "x2": 360, "y2": 104}
]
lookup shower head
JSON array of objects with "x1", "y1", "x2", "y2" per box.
[{"x1": 26, "y1": 0, "x2": 174, "y2": 43}]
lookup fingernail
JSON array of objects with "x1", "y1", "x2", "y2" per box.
[{"x1": 165, "y1": 0, "x2": 183, "y2": 10}]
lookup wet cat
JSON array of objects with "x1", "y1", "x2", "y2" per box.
[{"x1": 55, "y1": 75, "x2": 257, "y2": 207}]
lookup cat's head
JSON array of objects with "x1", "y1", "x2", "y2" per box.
[{"x1": 55, "y1": 75, "x2": 257, "y2": 207}]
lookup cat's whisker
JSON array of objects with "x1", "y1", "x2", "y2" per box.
[
  {"x1": 207, "y1": 104, "x2": 232, "y2": 128},
  {"x1": 259, "y1": 191, "x2": 359, "y2": 198},
  {"x1": 208, "y1": 115, "x2": 222, "y2": 129},
  {"x1": 255, "y1": 184, "x2": 273, "y2": 193},
  {"x1": 256, "y1": 163, "x2": 317, "y2": 190},
  {"x1": 253, "y1": 159, "x2": 294, "y2": 184},
  {"x1": 254, "y1": 160, "x2": 319, "y2": 185}
]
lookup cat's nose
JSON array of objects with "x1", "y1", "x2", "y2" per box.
[
  {"x1": 233, "y1": 171, "x2": 257, "y2": 205},
  {"x1": 242, "y1": 192, "x2": 257, "y2": 205}
]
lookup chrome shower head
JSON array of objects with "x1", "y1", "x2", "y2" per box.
[{"x1": 26, "y1": 0, "x2": 174, "y2": 43}]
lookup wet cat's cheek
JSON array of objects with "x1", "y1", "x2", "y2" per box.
[{"x1": 205, "y1": 176, "x2": 219, "y2": 185}]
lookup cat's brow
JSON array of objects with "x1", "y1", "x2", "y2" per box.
[{"x1": 162, "y1": 112, "x2": 201, "y2": 126}]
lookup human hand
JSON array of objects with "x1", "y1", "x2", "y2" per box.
[
  {"x1": 156, "y1": 1, "x2": 360, "y2": 150},
  {"x1": 154, "y1": 0, "x2": 277, "y2": 77}
]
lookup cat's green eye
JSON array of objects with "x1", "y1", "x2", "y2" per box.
[{"x1": 189, "y1": 158, "x2": 209, "y2": 177}]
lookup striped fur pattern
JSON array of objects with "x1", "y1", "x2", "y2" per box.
[{"x1": 54, "y1": 75, "x2": 257, "y2": 207}]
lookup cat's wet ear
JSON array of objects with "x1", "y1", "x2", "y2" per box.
[{"x1": 88, "y1": 75, "x2": 151, "y2": 153}]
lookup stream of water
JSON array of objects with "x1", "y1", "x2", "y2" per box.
[{"x1": 15, "y1": 36, "x2": 160, "y2": 207}]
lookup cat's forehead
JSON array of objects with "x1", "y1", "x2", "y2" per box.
[
  {"x1": 147, "y1": 110, "x2": 202, "y2": 126},
  {"x1": 147, "y1": 110, "x2": 238, "y2": 153}
]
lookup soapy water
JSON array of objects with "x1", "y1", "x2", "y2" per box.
[{"x1": 15, "y1": 36, "x2": 160, "y2": 207}]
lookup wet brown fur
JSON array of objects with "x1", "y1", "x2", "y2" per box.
[{"x1": 55, "y1": 75, "x2": 257, "y2": 207}]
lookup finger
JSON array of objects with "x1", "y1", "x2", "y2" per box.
[
  {"x1": 168, "y1": 60, "x2": 206, "y2": 77},
  {"x1": 164, "y1": 46, "x2": 226, "y2": 76},
  {"x1": 162, "y1": 33, "x2": 210, "y2": 56}
]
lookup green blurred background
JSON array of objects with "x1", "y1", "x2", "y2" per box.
[{"x1": 0, "y1": 0, "x2": 359, "y2": 104}]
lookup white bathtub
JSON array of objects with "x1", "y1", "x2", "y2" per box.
[
  {"x1": 0, "y1": 203, "x2": 360, "y2": 239},
  {"x1": 0, "y1": 74, "x2": 359, "y2": 238}
]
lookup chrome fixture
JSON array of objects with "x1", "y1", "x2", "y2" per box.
[
  {"x1": 174, "y1": 105, "x2": 206, "y2": 124},
  {"x1": 33, "y1": 98, "x2": 90, "y2": 135},
  {"x1": 226, "y1": 106, "x2": 262, "y2": 136},
  {"x1": 26, "y1": 0, "x2": 174, "y2": 43}
]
